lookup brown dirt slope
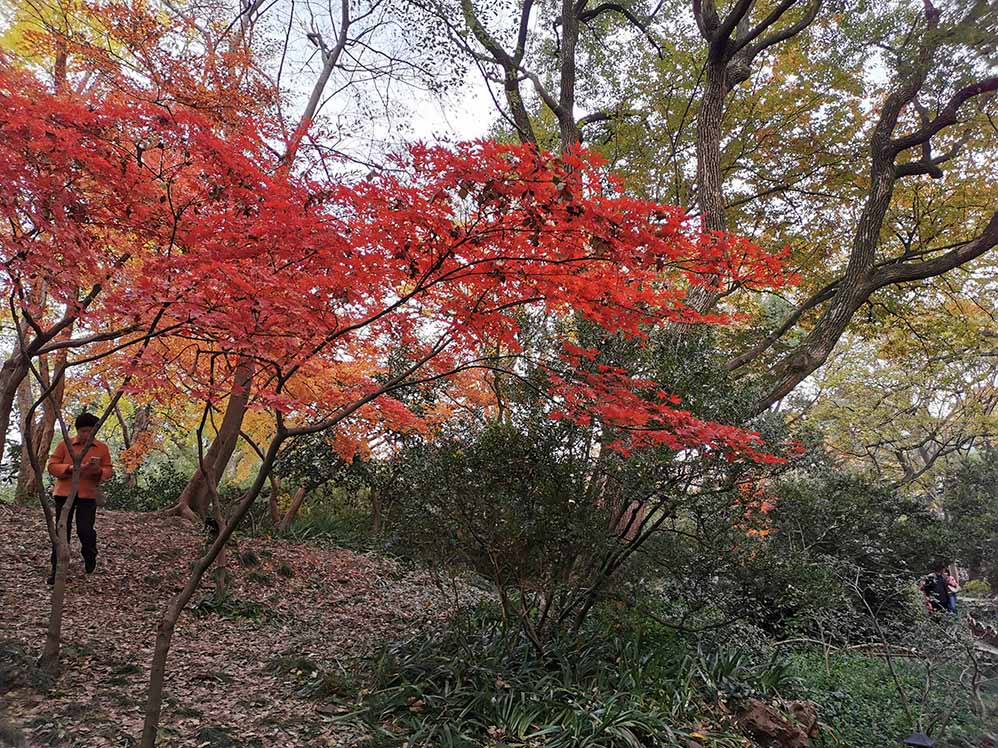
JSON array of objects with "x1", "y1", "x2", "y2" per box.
[{"x1": 0, "y1": 503, "x2": 463, "y2": 748}]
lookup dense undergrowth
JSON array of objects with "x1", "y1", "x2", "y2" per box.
[
  {"x1": 331, "y1": 604, "x2": 994, "y2": 748},
  {"x1": 8, "y1": 441, "x2": 995, "y2": 748}
]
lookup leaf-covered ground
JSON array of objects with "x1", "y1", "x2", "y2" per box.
[{"x1": 0, "y1": 503, "x2": 472, "y2": 747}]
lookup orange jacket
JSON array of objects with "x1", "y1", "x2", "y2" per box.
[{"x1": 47, "y1": 438, "x2": 113, "y2": 499}]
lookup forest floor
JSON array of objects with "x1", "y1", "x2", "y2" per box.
[{"x1": 0, "y1": 503, "x2": 474, "y2": 748}]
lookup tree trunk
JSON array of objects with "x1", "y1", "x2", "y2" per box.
[
  {"x1": 38, "y1": 453, "x2": 83, "y2": 672},
  {"x1": 268, "y1": 476, "x2": 282, "y2": 525},
  {"x1": 557, "y1": 0, "x2": 582, "y2": 151},
  {"x1": 687, "y1": 61, "x2": 729, "y2": 315},
  {"x1": 41, "y1": 519, "x2": 72, "y2": 670},
  {"x1": 695, "y1": 62, "x2": 728, "y2": 235},
  {"x1": 123, "y1": 404, "x2": 152, "y2": 488},
  {"x1": 141, "y1": 437, "x2": 282, "y2": 748},
  {"x1": 167, "y1": 358, "x2": 254, "y2": 520},
  {"x1": 752, "y1": 164, "x2": 898, "y2": 412},
  {"x1": 14, "y1": 375, "x2": 34, "y2": 503},
  {"x1": 0, "y1": 356, "x2": 29, "y2": 460},
  {"x1": 278, "y1": 486, "x2": 307, "y2": 532},
  {"x1": 16, "y1": 351, "x2": 67, "y2": 503},
  {"x1": 370, "y1": 489, "x2": 382, "y2": 535}
]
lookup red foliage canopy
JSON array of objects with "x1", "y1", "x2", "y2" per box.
[{"x1": 0, "y1": 62, "x2": 795, "y2": 462}]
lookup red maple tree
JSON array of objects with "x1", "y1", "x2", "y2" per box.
[{"x1": 1, "y1": 59, "x2": 796, "y2": 744}]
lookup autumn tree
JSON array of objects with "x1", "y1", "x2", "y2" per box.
[
  {"x1": 122, "y1": 124, "x2": 792, "y2": 739},
  {"x1": 0, "y1": 75, "x2": 801, "y2": 740},
  {"x1": 0, "y1": 0, "x2": 282, "y2": 512},
  {"x1": 797, "y1": 321, "x2": 996, "y2": 490},
  {"x1": 427, "y1": 0, "x2": 997, "y2": 417},
  {"x1": 152, "y1": 0, "x2": 469, "y2": 520}
]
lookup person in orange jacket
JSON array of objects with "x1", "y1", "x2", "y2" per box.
[{"x1": 46, "y1": 412, "x2": 113, "y2": 584}]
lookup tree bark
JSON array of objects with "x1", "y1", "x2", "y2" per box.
[
  {"x1": 167, "y1": 357, "x2": 254, "y2": 520},
  {"x1": 16, "y1": 351, "x2": 67, "y2": 503},
  {"x1": 121, "y1": 403, "x2": 152, "y2": 488},
  {"x1": 686, "y1": 60, "x2": 730, "y2": 314},
  {"x1": 557, "y1": 0, "x2": 582, "y2": 150},
  {"x1": 370, "y1": 489, "x2": 383, "y2": 535},
  {"x1": 0, "y1": 356, "x2": 30, "y2": 459},
  {"x1": 277, "y1": 486, "x2": 307, "y2": 532},
  {"x1": 142, "y1": 438, "x2": 282, "y2": 748},
  {"x1": 745, "y1": 10, "x2": 998, "y2": 413}
]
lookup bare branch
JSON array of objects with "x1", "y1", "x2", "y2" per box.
[
  {"x1": 874, "y1": 212, "x2": 998, "y2": 287},
  {"x1": 890, "y1": 76, "x2": 998, "y2": 155},
  {"x1": 578, "y1": 3, "x2": 664, "y2": 57}
]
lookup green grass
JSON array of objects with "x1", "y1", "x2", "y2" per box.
[
  {"x1": 787, "y1": 650, "x2": 990, "y2": 748},
  {"x1": 337, "y1": 606, "x2": 801, "y2": 748}
]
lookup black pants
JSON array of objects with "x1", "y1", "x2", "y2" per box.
[{"x1": 50, "y1": 496, "x2": 97, "y2": 572}]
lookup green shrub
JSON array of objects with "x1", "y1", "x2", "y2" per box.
[
  {"x1": 391, "y1": 420, "x2": 620, "y2": 642},
  {"x1": 267, "y1": 653, "x2": 358, "y2": 700},
  {"x1": 962, "y1": 578, "x2": 992, "y2": 596},
  {"x1": 276, "y1": 490, "x2": 375, "y2": 550},
  {"x1": 102, "y1": 463, "x2": 188, "y2": 512},
  {"x1": 721, "y1": 469, "x2": 946, "y2": 642},
  {"x1": 190, "y1": 585, "x2": 272, "y2": 622}
]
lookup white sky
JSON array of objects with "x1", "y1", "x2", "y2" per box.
[{"x1": 407, "y1": 81, "x2": 497, "y2": 142}]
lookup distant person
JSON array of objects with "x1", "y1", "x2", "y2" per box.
[
  {"x1": 919, "y1": 564, "x2": 951, "y2": 613},
  {"x1": 46, "y1": 412, "x2": 113, "y2": 584},
  {"x1": 945, "y1": 570, "x2": 960, "y2": 613}
]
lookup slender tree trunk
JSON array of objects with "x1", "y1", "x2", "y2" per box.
[
  {"x1": 0, "y1": 356, "x2": 29, "y2": 458},
  {"x1": 278, "y1": 486, "x2": 307, "y2": 532},
  {"x1": 142, "y1": 438, "x2": 281, "y2": 748},
  {"x1": 16, "y1": 352, "x2": 67, "y2": 502},
  {"x1": 370, "y1": 489, "x2": 382, "y2": 535},
  {"x1": 14, "y1": 375, "x2": 33, "y2": 503},
  {"x1": 41, "y1": 513, "x2": 73, "y2": 670},
  {"x1": 123, "y1": 404, "x2": 152, "y2": 488},
  {"x1": 268, "y1": 476, "x2": 282, "y2": 525},
  {"x1": 166, "y1": 358, "x2": 254, "y2": 520},
  {"x1": 36, "y1": 427, "x2": 83, "y2": 672}
]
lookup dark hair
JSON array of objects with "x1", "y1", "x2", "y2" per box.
[
  {"x1": 932, "y1": 562, "x2": 947, "y2": 573},
  {"x1": 75, "y1": 412, "x2": 99, "y2": 430}
]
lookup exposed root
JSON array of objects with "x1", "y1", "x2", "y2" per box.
[{"x1": 157, "y1": 502, "x2": 200, "y2": 524}]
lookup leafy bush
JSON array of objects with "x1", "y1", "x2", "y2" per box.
[
  {"x1": 101, "y1": 463, "x2": 188, "y2": 512},
  {"x1": 726, "y1": 469, "x2": 947, "y2": 641},
  {"x1": 267, "y1": 653, "x2": 357, "y2": 700},
  {"x1": 940, "y1": 450, "x2": 998, "y2": 588},
  {"x1": 274, "y1": 485, "x2": 376, "y2": 550},
  {"x1": 962, "y1": 578, "x2": 992, "y2": 596},
  {"x1": 190, "y1": 583, "x2": 273, "y2": 622},
  {"x1": 392, "y1": 420, "x2": 618, "y2": 642}
]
